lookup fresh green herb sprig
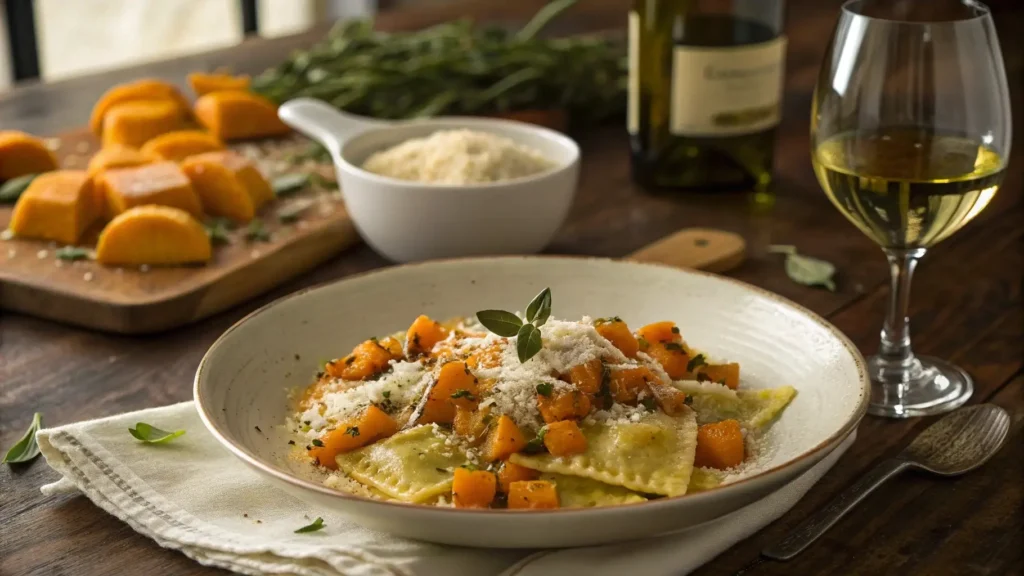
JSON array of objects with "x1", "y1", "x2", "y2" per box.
[
  {"x1": 205, "y1": 217, "x2": 235, "y2": 245},
  {"x1": 251, "y1": 1, "x2": 625, "y2": 127},
  {"x1": 476, "y1": 287, "x2": 551, "y2": 363},
  {"x1": 245, "y1": 219, "x2": 272, "y2": 243},
  {"x1": 522, "y1": 426, "x2": 548, "y2": 454},
  {"x1": 129, "y1": 423, "x2": 185, "y2": 444},
  {"x1": 295, "y1": 517, "x2": 325, "y2": 533},
  {"x1": 3, "y1": 412, "x2": 42, "y2": 464},
  {"x1": 272, "y1": 173, "x2": 311, "y2": 196},
  {"x1": 0, "y1": 174, "x2": 38, "y2": 203},
  {"x1": 769, "y1": 245, "x2": 837, "y2": 291},
  {"x1": 55, "y1": 246, "x2": 90, "y2": 261}
]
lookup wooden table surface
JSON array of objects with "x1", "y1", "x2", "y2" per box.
[{"x1": 2, "y1": 1, "x2": 1021, "y2": 575}]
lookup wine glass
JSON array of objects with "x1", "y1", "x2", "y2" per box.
[{"x1": 811, "y1": 0, "x2": 1012, "y2": 417}]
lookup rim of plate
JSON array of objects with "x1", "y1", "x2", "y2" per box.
[{"x1": 195, "y1": 255, "x2": 870, "y2": 516}]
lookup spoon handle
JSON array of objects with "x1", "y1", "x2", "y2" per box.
[{"x1": 762, "y1": 458, "x2": 909, "y2": 561}]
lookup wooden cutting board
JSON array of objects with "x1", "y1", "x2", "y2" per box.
[{"x1": 0, "y1": 128, "x2": 360, "y2": 334}]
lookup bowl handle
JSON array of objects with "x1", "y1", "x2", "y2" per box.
[{"x1": 278, "y1": 98, "x2": 388, "y2": 158}]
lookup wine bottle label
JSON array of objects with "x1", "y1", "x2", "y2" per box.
[
  {"x1": 627, "y1": 11, "x2": 640, "y2": 134},
  {"x1": 669, "y1": 36, "x2": 787, "y2": 136}
]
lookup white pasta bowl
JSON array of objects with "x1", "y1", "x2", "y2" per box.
[
  {"x1": 194, "y1": 257, "x2": 868, "y2": 548},
  {"x1": 278, "y1": 98, "x2": 580, "y2": 263}
]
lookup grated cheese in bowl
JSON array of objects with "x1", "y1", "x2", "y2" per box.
[{"x1": 361, "y1": 129, "x2": 556, "y2": 185}]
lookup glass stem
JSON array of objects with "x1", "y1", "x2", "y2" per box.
[{"x1": 878, "y1": 248, "x2": 926, "y2": 375}]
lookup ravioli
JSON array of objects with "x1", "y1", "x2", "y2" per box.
[
  {"x1": 334, "y1": 425, "x2": 468, "y2": 503},
  {"x1": 687, "y1": 385, "x2": 797, "y2": 429},
  {"x1": 686, "y1": 467, "x2": 726, "y2": 493},
  {"x1": 511, "y1": 409, "x2": 698, "y2": 497},
  {"x1": 542, "y1": 473, "x2": 647, "y2": 508}
]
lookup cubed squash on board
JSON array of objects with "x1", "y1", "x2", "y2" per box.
[
  {"x1": 507, "y1": 480, "x2": 559, "y2": 509},
  {"x1": 9, "y1": 171, "x2": 98, "y2": 244},
  {"x1": 140, "y1": 130, "x2": 224, "y2": 162},
  {"x1": 95, "y1": 205, "x2": 211, "y2": 266},
  {"x1": 186, "y1": 150, "x2": 273, "y2": 211},
  {"x1": 86, "y1": 144, "x2": 151, "y2": 181},
  {"x1": 180, "y1": 156, "x2": 255, "y2": 222},
  {"x1": 101, "y1": 100, "x2": 186, "y2": 149},
  {"x1": 193, "y1": 91, "x2": 290, "y2": 141},
  {"x1": 187, "y1": 72, "x2": 251, "y2": 97},
  {"x1": 89, "y1": 79, "x2": 190, "y2": 136},
  {"x1": 97, "y1": 161, "x2": 203, "y2": 218},
  {"x1": 0, "y1": 131, "x2": 59, "y2": 181}
]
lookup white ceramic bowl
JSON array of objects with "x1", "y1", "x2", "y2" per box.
[
  {"x1": 194, "y1": 257, "x2": 868, "y2": 548},
  {"x1": 277, "y1": 98, "x2": 580, "y2": 263}
]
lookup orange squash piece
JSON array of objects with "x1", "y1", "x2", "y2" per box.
[
  {"x1": 646, "y1": 341, "x2": 690, "y2": 380},
  {"x1": 694, "y1": 419, "x2": 745, "y2": 470},
  {"x1": 308, "y1": 405, "x2": 399, "y2": 470},
  {"x1": 466, "y1": 342, "x2": 504, "y2": 369},
  {"x1": 96, "y1": 161, "x2": 203, "y2": 218},
  {"x1": 0, "y1": 131, "x2": 59, "y2": 181},
  {"x1": 89, "y1": 79, "x2": 190, "y2": 136},
  {"x1": 325, "y1": 337, "x2": 402, "y2": 381},
  {"x1": 185, "y1": 150, "x2": 273, "y2": 211},
  {"x1": 419, "y1": 361, "x2": 479, "y2": 424},
  {"x1": 188, "y1": 72, "x2": 251, "y2": 97},
  {"x1": 608, "y1": 367, "x2": 656, "y2": 405},
  {"x1": 140, "y1": 130, "x2": 224, "y2": 162},
  {"x1": 566, "y1": 358, "x2": 603, "y2": 395},
  {"x1": 181, "y1": 155, "x2": 254, "y2": 222},
  {"x1": 485, "y1": 415, "x2": 528, "y2": 462},
  {"x1": 508, "y1": 480, "x2": 559, "y2": 510},
  {"x1": 695, "y1": 363, "x2": 741, "y2": 390},
  {"x1": 453, "y1": 404, "x2": 492, "y2": 445},
  {"x1": 405, "y1": 315, "x2": 449, "y2": 357},
  {"x1": 101, "y1": 100, "x2": 186, "y2": 149},
  {"x1": 595, "y1": 319, "x2": 639, "y2": 358},
  {"x1": 497, "y1": 460, "x2": 539, "y2": 494},
  {"x1": 86, "y1": 144, "x2": 151, "y2": 181},
  {"x1": 636, "y1": 321, "x2": 682, "y2": 345},
  {"x1": 9, "y1": 171, "x2": 98, "y2": 244},
  {"x1": 537, "y1": 388, "x2": 591, "y2": 423},
  {"x1": 193, "y1": 91, "x2": 290, "y2": 141},
  {"x1": 452, "y1": 467, "x2": 497, "y2": 508},
  {"x1": 542, "y1": 420, "x2": 588, "y2": 456},
  {"x1": 644, "y1": 381, "x2": 689, "y2": 416},
  {"x1": 95, "y1": 205, "x2": 211, "y2": 266}
]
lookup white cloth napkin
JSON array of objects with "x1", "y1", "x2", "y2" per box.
[{"x1": 37, "y1": 402, "x2": 854, "y2": 576}]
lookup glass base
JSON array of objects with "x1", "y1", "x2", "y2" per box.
[{"x1": 867, "y1": 355, "x2": 973, "y2": 418}]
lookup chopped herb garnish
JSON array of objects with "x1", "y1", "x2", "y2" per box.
[
  {"x1": 536, "y1": 382, "x2": 554, "y2": 397},
  {"x1": 288, "y1": 440, "x2": 296, "y2": 445},
  {"x1": 718, "y1": 379, "x2": 728, "y2": 386},
  {"x1": 687, "y1": 354, "x2": 706, "y2": 372},
  {"x1": 344, "y1": 426, "x2": 360, "y2": 437},
  {"x1": 277, "y1": 200, "x2": 312, "y2": 223},
  {"x1": 204, "y1": 217, "x2": 234, "y2": 245},
  {"x1": 696, "y1": 372, "x2": 711, "y2": 383},
  {"x1": 670, "y1": 326, "x2": 680, "y2": 334},
  {"x1": 254, "y1": 425, "x2": 262, "y2": 433},
  {"x1": 128, "y1": 422, "x2": 185, "y2": 444},
  {"x1": 459, "y1": 463, "x2": 480, "y2": 471},
  {"x1": 245, "y1": 218, "x2": 271, "y2": 242},
  {"x1": 637, "y1": 337, "x2": 650, "y2": 352},
  {"x1": 684, "y1": 396, "x2": 694, "y2": 406},
  {"x1": 311, "y1": 439, "x2": 324, "y2": 447},
  {"x1": 0, "y1": 173, "x2": 38, "y2": 204},
  {"x1": 55, "y1": 246, "x2": 90, "y2": 261},
  {"x1": 451, "y1": 389, "x2": 477, "y2": 401},
  {"x1": 663, "y1": 342, "x2": 685, "y2": 352},
  {"x1": 522, "y1": 426, "x2": 548, "y2": 454},
  {"x1": 594, "y1": 316, "x2": 623, "y2": 325},
  {"x1": 641, "y1": 396, "x2": 657, "y2": 411},
  {"x1": 3, "y1": 412, "x2": 42, "y2": 464},
  {"x1": 272, "y1": 173, "x2": 311, "y2": 196},
  {"x1": 294, "y1": 517, "x2": 325, "y2": 533},
  {"x1": 381, "y1": 391, "x2": 391, "y2": 399},
  {"x1": 436, "y1": 467, "x2": 448, "y2": 473},
  {"x1": 599, "y1": 365, "x2": 614, "y2": 410}
]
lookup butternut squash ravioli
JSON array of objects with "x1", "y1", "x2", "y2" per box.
[{"x1": 287, "y1": 314, "x2": 796, "y2": 509}]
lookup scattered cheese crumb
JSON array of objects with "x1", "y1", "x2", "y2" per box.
[
  {"x1": 7, "y1": 248, "x2": 16, "y2": 259},
  {"x1": 83, "y1": 272, "x2": 94, "y2": 282},
  {"x1": 139, "y1": 264, "x2": 150, "y2": 273},
  {"x1": 36, "y1": 249, "x2": 48, "y2": 259},
  {"x1": 0, "y1": 229, "x2": 14, "y2": 241},
  {"x1": 55, "y1": 260, "x2": 64, "y2": 268}
]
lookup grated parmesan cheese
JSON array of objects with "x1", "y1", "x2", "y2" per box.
[{"x1": 361, "y1": 129, "x2": 555, "y2": 185}]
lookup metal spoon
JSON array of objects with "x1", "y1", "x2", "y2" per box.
[{"x1": 763, "y1": 403, "x2": 1011, "y2": 561}]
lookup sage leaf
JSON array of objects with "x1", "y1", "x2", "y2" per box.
[
  {"x1": 129, "y1": 423, "x2": 185, "y2": 444},
  {"x1": 686, "y1": 354, "x2": 706, "y2": 373},
  {"x1": 272, "y1": 173, "x2": 311, "y2": 196},
  {"x1": 784, "y1": 253, "x2": 837, "y2": 291},
  {"x1": 516, "y1": 323, "x2": 543, "y2": 363},
  {"x1": 525, "y1": 287, "x2": 552, "y2": 324},
  {"x1": 0, "y1": 173, "x2": 38, "y2": 203},
  {"x1": 476, "y1": 309, "x2": 523, "y2": 337},
  {"x1": 3, "y1": 412, "x2": 42, "y2": 464},
  {"x1": 55, "y1": 246, "x2": 90, "y2": 261},
  {"x1": 205, "y1": 218, "x2": 234, "y2": 245},
  {"x1": 245, "y1": 219, "x2": 272, "y2": 243},
  {"x1": 295, "y1": 517, "x2": 325, "y2": 533},
  {"x1": 277, "y1": 200, "x2": 313, "y2": 223}
]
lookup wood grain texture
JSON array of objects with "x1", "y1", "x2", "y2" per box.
[
  {"x1": 1, "y1": 0, "x2": 1022, "y2": 575},
  {"x1": 0, "y1": 129, "x2": 359, "y2": 334}
]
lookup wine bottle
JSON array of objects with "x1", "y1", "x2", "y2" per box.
[{"x1": 628, "y1": 0, "x2": 786, "y2": 191}]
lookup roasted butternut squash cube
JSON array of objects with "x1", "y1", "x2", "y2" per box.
[
  {"x1": 695, "y1": 363, "x2": 741, "y2": 390},
  {"x1": 324, "y1": 337, "x2": 402, "y2": 381},
  {"x1": 185, "y1": 150, "x2": 273, "y2": 211},
  {"x1": 97, "y1": 161, "x2": 203, "y2": 218},
  {"x1": 193, "y1": 91, "x2": 290, "y2": 141},
  {"x1": 406, "y1": 314, "x2": 449, "y2": 357},
  {"x1": 636, "y1": 321, "x2": 682, "y2": 345},
  {"x1": 485, "y1": 415, "x2": 527, "y2": 462},
  {"x1": 90, "y1": 79, "x2": 190, "y2": 136},
  {"x1": 644, "y1": 381, "x2": 689, "y2": 416},
  {"x1": 188, "y1": 72, "x2": 251, "y2": 96},
  {"x1": 452, "y1": 467, "x2": 497, "y2": 509},
  {"x1": 140, "y1": 130, "x2": 224, "y2": 162},
  {"x1": 101, "y1": 100, "x2": 186, "y2": 149},
  {"x1": 694, "y1": 419, "x2": 745, "y2": 470},
  {"x1": 87, "y1": 144, "x2": 151, "y2": 180},
  {"x1": 453, "y1": 404, "x2": 492, "y2": 445},
  {"x1": 595, "y1": 318, "x2": 639, "y2": 358},
  {"x1": 9, "y1": 171, "x2": 98, "y2": 244},
  {"x1": 307, "y1": 405, "x2": 398, "y2": 470},
  {"x1": 0, "y1": 131, "x2": 59, "y2": 181},
  {"x1": 537, "y1": 388, "x2": 591, "y2": 423},
  {"x1": 542, "y1": 420, "x2": 587, "y2": 456},
  {"x1": 566, "y1": 358, "x2": 603, "y2": 395},
  {"x1": 608, "y1": 367, "x2": 656, "y2": 405},
  {"x1": 497, "y1": 460, "x2": 539, "y2": 493},
  {"x1": 646, "y1": 341, "x2": 690, "y2": 380},
  {"x1": 507, "y1": 480, "x2": 559, "y2": 509},
  {"x1": 95, "y1": 205, "x2": 211, "y2": 266},
  {"x1": 181, "y1": 156, "x2": 255, "y2": 222},
  {"x1": 419, "y1": 361, "x2": 479, "y2": 424}
]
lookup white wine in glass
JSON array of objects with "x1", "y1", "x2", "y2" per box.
[{"x1": 812, "y1": 0, "x2": 1012, "y2": 417}]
